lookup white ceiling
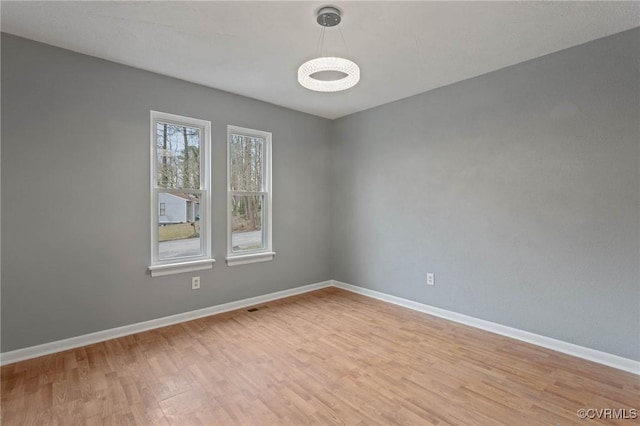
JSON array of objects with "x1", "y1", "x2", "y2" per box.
[{"x1": 2, "y1": 1, "x2": 639, "y2": 119}]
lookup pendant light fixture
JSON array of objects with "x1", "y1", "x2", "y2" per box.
[{"x1": 298, "y1": 6, "x2": 360, "y2": 92}]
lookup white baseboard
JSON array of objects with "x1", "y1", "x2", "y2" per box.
[
  {"x1": 332, "y1": 280, "x2": 640, "y2": 376},
  {"x1": 0, "y1": 280, "x2": 332, "y2": 366},
  {"x1": 3, "y1": 279, "x2": 638, "y2": 375}
]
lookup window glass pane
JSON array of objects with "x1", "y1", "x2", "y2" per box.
[
  {"x1": 158, "y1": 192, "x2": 202, "y2": 260},
  {"x1": 156, "y1": 122, "x2": 201, "y2": 189},
  {"x1": 230, "y1": 133, "x2": 263, "y2": 192},
  {"x1": 231, "y1": 194, "x2": 264, "y2": 252}
]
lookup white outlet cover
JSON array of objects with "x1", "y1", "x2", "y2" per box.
[{"x1": 191, "y1": 277, "x2": 201, "y2": 289}]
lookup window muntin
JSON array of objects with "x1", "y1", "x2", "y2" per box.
[
  {"x1": 227, "y1": 126, "x2": 273, "y2": 264},
  {"x1": 150, "y1": 111, "x2": 212, "y2": 273}
]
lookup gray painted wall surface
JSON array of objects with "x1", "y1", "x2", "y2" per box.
[
  {"x1": 2, "y1": 30, "x2": 639, "y2": 361},
  {"x1": 1, "y1": 34, "x2": 333, "y2": 352},
  {"x1": 331, "y1": 29, "x2": 640, "y2": 361}
]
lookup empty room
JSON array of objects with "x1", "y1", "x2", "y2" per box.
[{"x1": 1, "y1": 1, "x2": 639, "y2": 425}]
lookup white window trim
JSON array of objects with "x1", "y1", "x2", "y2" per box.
[
  {"x1": 226, "y1": 125, "x2": 274, "y2": 266},
  {"x1": 148, "y1": 259, "x2": 216, "y2": 277},
  {"x1": 148, "y1": 111, "x2": 214, "y2": 277},
  {"x1": 226, "y1": 252, "x2": 276, "y2": 267}
]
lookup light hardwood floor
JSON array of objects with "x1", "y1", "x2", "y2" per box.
[{"x1": 1, "y1": 287, "x2": 638, "y2": 425}]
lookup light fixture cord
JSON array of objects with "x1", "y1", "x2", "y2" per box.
[
  {"x1": 315, "y1": 27, "x2": 326, "y2": 57},
  {"x1": 338, "y1": 26, "x2": 352, "y2": 57},
  {"x1": 313, "y1": 17, "x2": 351, "y2": 59}
]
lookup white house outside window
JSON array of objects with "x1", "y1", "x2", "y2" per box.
[{"x1": 149, "y1": 111, "x2": 214, "y2": 277}]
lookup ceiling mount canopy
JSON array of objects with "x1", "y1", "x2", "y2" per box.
[
  {"x1": 316, "y1": 7, "x2": 341, "y2": 27},
  {"x1": 298, "y1": 6, "x2": 360, "y2": 93}
]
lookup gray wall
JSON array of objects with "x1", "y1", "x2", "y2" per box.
[
  {"x1": 3, "y1": 30, "x2": 639, "y2": 362},
  {"x1": 1, "y1": 34, "x2": 333, "y2": 352},
  {"x1": 331, "y1": 29, "x2": 640, "y2": 361}
]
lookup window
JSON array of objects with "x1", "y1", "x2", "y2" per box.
[
  {"x1": 227, "y1": 125, "x2": 274, "y2": 266},
  {"x1": 149, "y1": 111, "x2": 214, "y2": 277}
]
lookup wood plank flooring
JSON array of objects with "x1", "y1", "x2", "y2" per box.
[{"x1": 1, "y1": 287, "x2": 638, "y2": 425}]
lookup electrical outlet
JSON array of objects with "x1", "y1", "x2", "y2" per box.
[
  {"x1": 191, "y1": 276, "x2": 201, "y2": 290},
  {"x1": 426, "y1": 273, "x2": 435, "y2": 286}
]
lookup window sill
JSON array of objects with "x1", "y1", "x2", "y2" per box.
[
  {"x1": 226, "y1": 251, "x2": 275, "y2": 267},
  {"x1": 148, "y1": 258, "x2": 216, "y2": 277}
]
